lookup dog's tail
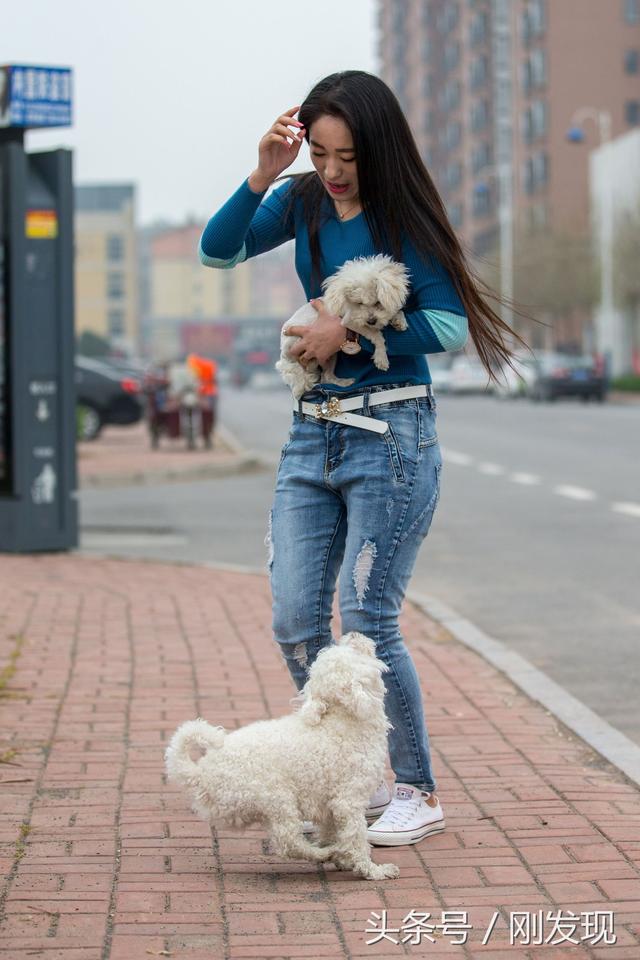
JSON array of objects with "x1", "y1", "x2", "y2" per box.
[{"x1": 164, "y1": 718, "x2": 226, "y2": 786}]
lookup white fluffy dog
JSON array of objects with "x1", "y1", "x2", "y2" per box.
[
  {"x1": 165, "y1": 631, "x2": 400, "y2": 881},
  {"x1": 275, "y1": 254, "x2": 410, "y2": 400}
]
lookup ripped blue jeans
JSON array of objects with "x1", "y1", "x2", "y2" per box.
[{"x1": 266, "y1": 381, "x2": 442, "y2": 794}]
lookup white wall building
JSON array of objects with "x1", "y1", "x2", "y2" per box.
[{"x1": 590, "y1": 128, "x2": 640, "y2": 378}]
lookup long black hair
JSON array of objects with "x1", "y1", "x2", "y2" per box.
[{"x1": 278, "y1": 70, "x2": 534, "y2": 383}]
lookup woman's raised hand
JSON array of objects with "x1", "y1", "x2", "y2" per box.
[{"x1": 249, "y1": 106, "x2": 306, "y2": 192}]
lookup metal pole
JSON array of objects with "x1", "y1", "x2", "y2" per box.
[{"x1": 491, "y1": 0, "x2": 514, "y2": 334}]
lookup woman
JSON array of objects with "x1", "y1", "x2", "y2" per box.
[{"x1": 199, "y1": 71, "x2": 530, "y2": 847}]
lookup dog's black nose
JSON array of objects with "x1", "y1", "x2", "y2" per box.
[{"x1": 367, "y1": 317, "x2": 377, "y2": 325}]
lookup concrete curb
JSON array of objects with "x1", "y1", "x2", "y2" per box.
[
  {"x1": 407, "y1": 588, "x2": 640, "y2": 789},
  {"x1": 79, "y1": 422, "x2": 266, "y2": 488},
  {"x1": 79, "y1": 454, "x2": 264, "y2": 488}
]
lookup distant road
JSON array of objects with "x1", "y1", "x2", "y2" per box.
[{"x1": 80, "y1": 385, "x2": 640, "y2": 743}]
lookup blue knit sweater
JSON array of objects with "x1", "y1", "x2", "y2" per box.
[{"x1": 199, "y1": 177, "x2": 468, "y2": 390}]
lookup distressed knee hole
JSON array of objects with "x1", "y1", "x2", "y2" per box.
[
  {"x1": 353, "y1": 539, "x2": 377, "y2": 610},
  {"x1": 292, "y1": 641, "x2": 308, "y2": 667},
  {"x1": 264, "y1": 508, "x2": 274, "y2": 572}
]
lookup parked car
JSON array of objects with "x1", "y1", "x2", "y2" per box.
[
  {"x1": 448, "y1": 355, "x2": 493, "y2": 395},
  {"x1": 75, "y1": 356, "x2": 144, "y2": 440},
  {"x1": 528, "y1": 352, "x2": 607, "y2": 403},
  {"x1": 494, "y1": 351, "x2": 539, "y2": 400}
]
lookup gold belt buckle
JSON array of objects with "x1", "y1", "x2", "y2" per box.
[{"x1": 314, "y1": 397, "x2": 342, "y2": 419}]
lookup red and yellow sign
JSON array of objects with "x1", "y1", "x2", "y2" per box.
[{"x1": 26, "y1": 209, "x2": 58, "y2": 239}]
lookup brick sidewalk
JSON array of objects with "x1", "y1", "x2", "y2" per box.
[
  {"x1": 0, "y1": 555, "x2": 639, "y2": 959},
  {"x1": 78, "y1": 422, "x2": 260, "y2": 488}
]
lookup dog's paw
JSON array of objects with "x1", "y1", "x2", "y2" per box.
[
  {"x1": 373, "y1": 353, "x2": 390, "y2": 371},
  {"x1": 358, "y1": 861, "x2": 400, "y2": 881}
]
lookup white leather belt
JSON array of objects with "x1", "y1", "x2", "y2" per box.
[{"x1": 293, "y1": 384, "x2": 431, "y2": 434}]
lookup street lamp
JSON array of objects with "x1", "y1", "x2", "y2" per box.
[{"x1": 566, "y1": 107, "x2": 612, "y2": 371}]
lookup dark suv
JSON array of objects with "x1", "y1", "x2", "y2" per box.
[
  {"x1": 75, "y1": 356, "x2": 144, "y2": 440},
  {"x1": 529, "y1": 352, "x2": 608, "y2": 403}
]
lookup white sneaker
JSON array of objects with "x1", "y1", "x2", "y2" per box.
[
  {"x1": 302, "y1": 780, "x2": 392, "y2": 836},
  {"x1": 366, "y1": 783, "x2": 445, "y2": 846}
]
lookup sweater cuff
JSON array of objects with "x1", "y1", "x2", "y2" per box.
[{"x1": 245, "y1": 176, "x2": 269, "y2": 197}]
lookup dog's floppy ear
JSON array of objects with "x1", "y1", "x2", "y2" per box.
[
  {"x1": 337, "y1": 631, "x2": 378, "y2": 660},
  {"x1": 321, "y1": 284, "x2": 347, "y2": 318},
  {"x1": 298, "y1": 694, "x2": 329, "y2": 726},
  {"x1": 333, "y1": 675, "x2": 380, "y2": 721},
  {"x1": 375, "y1": 262, "x2": 411, "y2": 311}
]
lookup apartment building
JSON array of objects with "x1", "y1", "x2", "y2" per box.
[
  {"x1": 74, "y1": 184, "x2": 139, "y2": 353},
  {"x1": 143, "y1": 223, "x2": 301, "y2": 361},
  {"x1": 377, "y1": 0, "x2": 640, "y2": 255}
]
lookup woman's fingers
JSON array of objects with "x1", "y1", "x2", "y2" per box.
[{"x1": 273, "y1": 122, "x2": 304, "y2": 143}]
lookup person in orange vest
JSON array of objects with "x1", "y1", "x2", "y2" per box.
[
  {"x1": 186, "y1": 354, "x2": 218, "y2": 445},
  {"x1": 187, "y1": 354, "x2": 218, "y2": 397}
]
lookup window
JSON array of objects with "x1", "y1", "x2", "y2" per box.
[
  {"x1": 624, "y1": 49, "x2": 640, "y2": 73},
  {"x1": 107, "y1": 309, "x2": 125, "y2": 337},
  {"x1": 470, "y1": 55, "x2": 489, "y2": 89},
  {"x1": 445, "y1": 161, "x2": 463, "y2": 190},
  {"x1": 522, "y1": 100, "x2": 547, "y2": 142},
  {"x1": 438, "y1": 80, "x2": 461, "y2": 111},
  {"x1": 437, "y1": 2, "x2": 459, "y2": 33},
  {"x1": 446, "y1": 120, "x2": 462, "y2": 150},
  {"x1": 473, "y1": 182, "x2": 493, "y2": 217},
  {"x1": 106, "y1": 272, "x2": 124, "y2": 298},
  {"x1": 444, "y1": 41, "x2": 461, "y2": 71},
  {"x1": 423, "y1": 73, "x2": 434, "y2": 97},
  {"x1": 469, "y1": 11, "x2": 488, "y2": 46},
  {"x1": 522, "y1": 0, "x2": 546, "y2": 42},
  {"x1": 449, "y1": 203, "x2": 464, "y2": 228},
  {"x1": 472, "y1": 141, "x2": 492, "y2": 174},
  {"x1": 624, "y1": 0, "x2": 640, "y2": 25},
  {"x1": 523, "y1": 151, "x2": 549, "y2": 194},
  {"x1": 625, "y1": 100, "x2": 640, "y2": 124},
  {"x1": 470, "y1": 99, "x2": 490, "y2": 132},
  {"x1": 106, "y1": 234, "x2": 124, "y2": 261},
  {"x1": 423, "y1": 110, "x2": 435, "y2": 134},
  {"x1": 523, "y1": 49, "x2": 547, "y2": 91}
]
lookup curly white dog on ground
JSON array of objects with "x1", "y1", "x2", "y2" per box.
[{"x1": 165, "y1": 631, "x2": 400, "y2": 881}]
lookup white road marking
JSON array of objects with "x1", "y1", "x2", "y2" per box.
[
  {"x1": 478, "y1": 462, "x2": 505, "y2": 475},
  {"x1": 441, "y1": 448, "x2": 630, "y2": 514},
  {"x1": 611, "y1": 502, "x2": 640, "y2": 519},
  {"x1": 441, "y1": 448, "x2": 474, "y2": 466},
  {"x1": 553, "y1": 485, "x2": 597, "y2": 502},
  {"x1": 509, "y1": 472, "x2": 541, "y2": 485}
]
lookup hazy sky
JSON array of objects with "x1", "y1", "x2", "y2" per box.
[{"x1": 5, "y1": 0, "x2": 377, "y2": 225}]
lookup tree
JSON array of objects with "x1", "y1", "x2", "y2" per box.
[
  {"x1": 76, "y1": 331, "x2": 111, "y2": 358},
  {"x1": 614, "y1": 198, "x2": 640, "y2": 308}
]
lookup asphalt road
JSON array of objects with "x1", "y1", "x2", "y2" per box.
[{"x1": 80, "y1": 384, "x2": 640, "y2": 744}]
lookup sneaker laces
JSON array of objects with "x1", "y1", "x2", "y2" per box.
[{"x1": 373, "y1": 794, "x2": 423, "y2": 828}]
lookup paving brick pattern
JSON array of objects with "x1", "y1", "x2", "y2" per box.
[{"x1": 0, "y1": 554, "x2": 639, "y2": 958}]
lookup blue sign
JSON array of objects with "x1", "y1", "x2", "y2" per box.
[{"x1": 0, "y1": 64, "x2": 73, "y2": 129}]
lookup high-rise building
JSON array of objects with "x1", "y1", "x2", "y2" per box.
[
  {"x1": 74, "y1": 184, "x2": 139, "y2": 353},
  {"x1": 377, "y1": 0, "x2": 640, "y2": 256}
]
